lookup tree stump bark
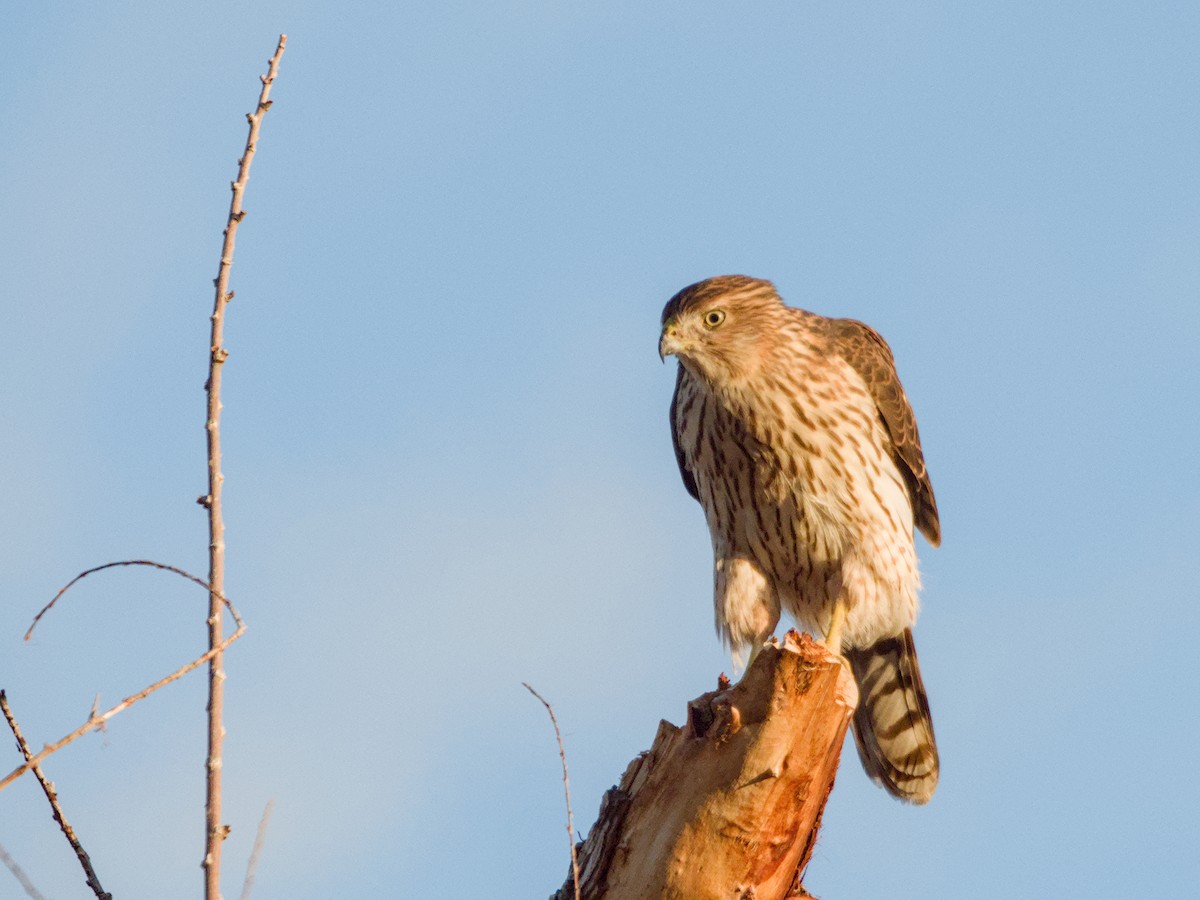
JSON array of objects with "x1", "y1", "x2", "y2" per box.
[{"x1": 553, "y1": 631, "x2": 856, "y2": 900}]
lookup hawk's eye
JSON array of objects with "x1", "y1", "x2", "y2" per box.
[{"x1": 704, "y1": 309, "x2": 726, "y2": 329}]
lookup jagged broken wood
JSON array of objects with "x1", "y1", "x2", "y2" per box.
[{"x1": 553, "y1": 631, "x2": 856, "y2": 900}]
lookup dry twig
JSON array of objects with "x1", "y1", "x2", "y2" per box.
[
  {"x1": 203, "y1": 33, "x2": 287, "y2": 898},
  {"x1": 523, "y1": 683, "x2": 581, "y2": 900},
  {"x1": 238, "y1": 799, "x2": 275, "y2": 900},
  {"x1": 0, "y1": 692, "x2": 111, "y2": 899},
  {"x1": 1, "y1": 562, "x2": 245, "y2": 793},
  {"x1": 25, "y1": 559, "x2": 235, "y2": 641},
  {"x1": 0, "y1": 843, "x2": 48, "y2": 900}
]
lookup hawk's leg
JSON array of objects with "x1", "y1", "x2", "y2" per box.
[
  {"x1": 824, "y1": 600, "x2": 847, "y2": 656},
  {"x1": 746, "y1": 638, "x2": 767, "y2": 669}
]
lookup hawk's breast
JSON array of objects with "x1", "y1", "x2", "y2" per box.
[{"x1": 675, "y1": 351, "x2": 915, "y2": 629}]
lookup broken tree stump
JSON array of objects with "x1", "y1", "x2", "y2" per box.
[{"x1": 553, "y1": 631, "x2": 857, "y2": 900}]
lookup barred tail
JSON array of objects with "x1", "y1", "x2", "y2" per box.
[{"x1": 844, "y1": 629, "x2": 939, "y2": 804}]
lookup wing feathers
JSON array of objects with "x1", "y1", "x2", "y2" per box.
[
  {"x1": 826, "y1": 318, "x2": 941, "y2": 546},
  {"x1": 670, "y1": 366, "x2": 700, "y2": 501}
]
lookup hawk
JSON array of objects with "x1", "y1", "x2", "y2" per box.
[{"x1": 660, "y1": 275, "x2": 940, "y2": 804}]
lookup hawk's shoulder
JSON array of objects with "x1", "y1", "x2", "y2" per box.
[{"x1": 824, "y1": 317, "x2": 941, "y2": 546}]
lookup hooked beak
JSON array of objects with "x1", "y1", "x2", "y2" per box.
[{"x1": 659, "y1": 321, "x2": 682, "y2": 363}]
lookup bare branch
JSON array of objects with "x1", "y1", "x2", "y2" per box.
[
  {"x1": 204, "y1": 34, "x2": 287, "y2": 898},
  {"x1": 2, "y1": 563, "x2": 245, "y2": 793},
  {"x1": 523, "y1": 683, "x2": 581, "y2": 900},
  {"x1": 0, "y1": 624, "x2": 245, "y2": 794},
  {"x1": 0, "y1": 843, "x2": 47, "y2": 900},
  {"x1": 0, "y1": 692, "x2": 111, "y2": 899},
  {"x1": 26, "y1": 559, "x2": 244, "y2": 641},
  {"x1": 238, "y1": 800, "x2": 275, "y2": 900}
]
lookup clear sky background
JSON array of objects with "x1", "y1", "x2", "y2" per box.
[{"x1": 2, "y1": 3, "x2": 1197, "y2": 898}]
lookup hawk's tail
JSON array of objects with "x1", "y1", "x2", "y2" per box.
[{"x1": 844, "y1": 628, "x2": 939, "y2": 804}]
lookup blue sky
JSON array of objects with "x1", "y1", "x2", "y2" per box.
[{"x1": 2, "y1": 3, "x2": 1197, "y2": 897}]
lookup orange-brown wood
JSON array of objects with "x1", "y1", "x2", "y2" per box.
[{"x1": 554, "y1": 632, "x2": 856, "y2": 900}]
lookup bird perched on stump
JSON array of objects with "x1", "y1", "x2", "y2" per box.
[{"x1": 660, "y1": 275, "x2": 941, "y2": 804}]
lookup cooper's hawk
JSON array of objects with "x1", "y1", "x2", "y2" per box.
[{"x1": 660, "y1": 275, "x2": 940, "y2": 804}]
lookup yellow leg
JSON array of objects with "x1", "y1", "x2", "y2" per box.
[
  {"x1": 825, "y1": 601, "x2": 847, "y2": 656},
  {"x1": 745, "y1": 637, "x2": 767, "y2": 670}
]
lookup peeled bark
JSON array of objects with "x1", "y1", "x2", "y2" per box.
[{"x1": 553, "y1": 631, "x2": 856, "y2": 900}]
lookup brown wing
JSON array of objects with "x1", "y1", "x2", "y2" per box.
[
  {"x1": 827, "y1": 318, "x2": 941, "y2": 546},
  {"x1": 669, "y1": 366, "x2": 700, "y2": 501}
]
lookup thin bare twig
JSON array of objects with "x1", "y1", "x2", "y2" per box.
[
  {"x1": 523, "y1": 683, "x2": 580, "y2": 900},
  {"x1": 0, "y1": 626, "x2": 245, "y2": 795},
  {"x1": 25, "y1": 559, "x2": 241, "y2": 641},
  {"x1": 0, "y1": 843, "x2": 47, "y2": 900},
  {"x1": 0, "y1": 692, "x2": 111, "y2": 899},
  {"x1": 238, "y1": 799, "x2": 275, "y2": 900},
  {"x1": 203, "y1": 34, "x2": 287, "y2": 898},
  {"x1": 1, "y1": 563, "x2": 245, "y2": 794}
]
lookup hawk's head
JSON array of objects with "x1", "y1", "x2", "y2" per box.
[{"x1": 659, "y1": 275, "x2": 783, "y2": 383}]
